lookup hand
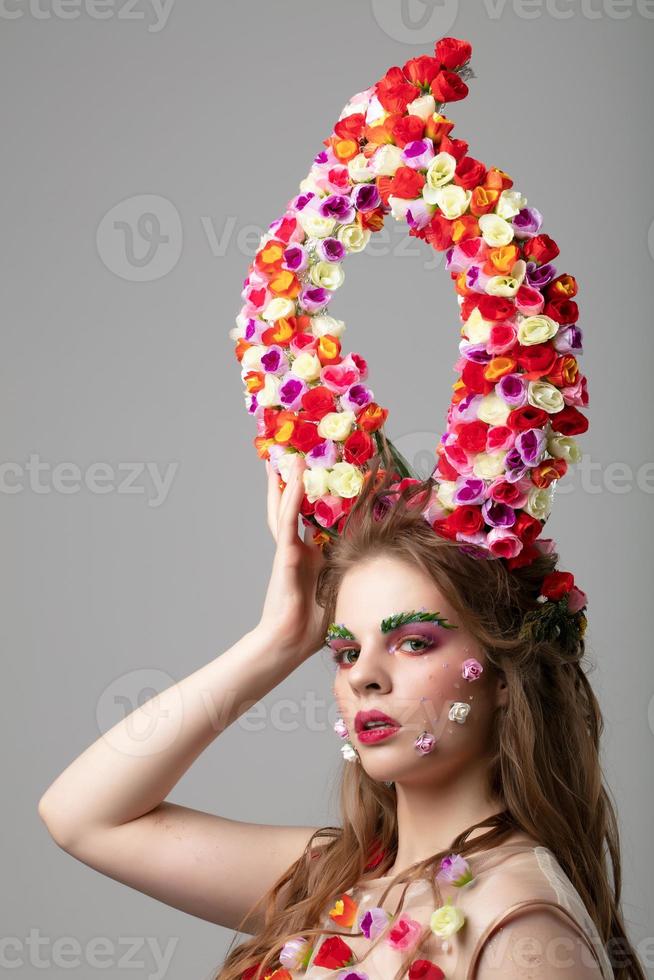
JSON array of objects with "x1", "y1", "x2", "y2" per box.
[{"x1": 258, "y1": 455, "x2": 328, "y2": 664}]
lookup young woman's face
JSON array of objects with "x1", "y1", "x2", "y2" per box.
[{"x1": 328, "y1": 554, "x2": 506, "y2": 787}]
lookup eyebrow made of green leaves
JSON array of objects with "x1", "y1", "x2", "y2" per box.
[{"x1": 324, "y1": 610, "x2": 459, "y2": 645}]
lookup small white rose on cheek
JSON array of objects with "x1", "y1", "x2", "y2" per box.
[
  {"x1": 461, "y1": 657, "x2": 484, "y2": 682},
  {"x1": 448, "y1": 701, "x2": 471, "y2": 724}
]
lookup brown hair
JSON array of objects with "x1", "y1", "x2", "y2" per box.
[{"x1": 215, "y1": 452, "x2": 644, "y2": 980}]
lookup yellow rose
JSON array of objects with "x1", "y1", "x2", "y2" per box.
[
  {"x1": 256, "y1": 374, "x2": 281, "y2": 408},
  {"x1": 496, "y1": 188, "x2": 527, "y2": 220},
  {"x1": 436, "y1": 480, "x2": 456, "y2": 510},
  {"x1": 302, "y1": 466, "x2": 330, "y2": 503},
  {"x1": 336, "y1": 223, "x2": 371, "y2": 253},
  {"x1": 317, "y1": 410, "x2": 356, "y2": 441},
  {"x1": 517, "y1": 314, "x2": 559, "y2": 346},
  {"x1": 296, "y1": 208, "x2": 336, "y2": 239},
  {"x1": 311, "y1": 314, "x2": 346, "y2": 338},
  {"x1": 261, "y1": 297, "x2": 296, "y2": 324},
  {"x1": 370, "y1": 144, "x2": 404, "y2": 176},
  {"x1": 477, "y1": 391, "x2": 511, "y2": 426},
  {"x1": 485, "y1": 259, "x2": 527, "y2": 297},
  {"x1": 472, "y1": 451, "x2": 506, "y2": 479},
  {"x1": 429, "y1": 184, "x2": 472, "y2": 218},
  {"x1": 347, "y1": 152, "x2": 374, "y2": 183},
  {"x1": 478, "y1": 213, "x2": 515, "y2": 247},
  {"x1": 524, "y1": 485, "x2": 555, "y2": 521},
  {"x1": 327, "y1": 461, "x2": 364, "y2": 498},
  {"x1": 291, "y1": 352, "x2": 322, "y2": 382},
  {"x1": 309, "y1": 260, "x2": 345, "y2": 291},
  {"x1": 424, "y1": 151, "x2": 457, "y2": 192},
  {"x1": 464, "y1": 307, "x2": 492, "y2": 345},
  {"x1": 407, "y1": 93, "x2": 436, "y2": 120},
  {"x1": 430, "y1": 901, "x2": 465, "y2": 939},
  {"x1": 527, "y1": 381, "x2": 565, "y2": 414},
  {"x1": 547, "y1": 433, "x2": 582, "y2": 464}
]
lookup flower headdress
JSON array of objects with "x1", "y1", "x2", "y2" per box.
[{"x1": 230, "y1": 36, "x2": 588, "y2": 633}]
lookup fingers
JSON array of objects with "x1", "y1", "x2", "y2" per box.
[
  {"x1": 265, "y1": 459, "x2": 281, "y2": 542},
  {"x1": 277, "y1": 456, "x2": 307, "y2": 548}
]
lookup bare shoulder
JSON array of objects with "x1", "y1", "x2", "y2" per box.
[{"x1": 474, "y1": 906, "x2": 605, "y2": 980}]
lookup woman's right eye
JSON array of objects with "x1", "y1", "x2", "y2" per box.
[{"x1": 330, "y1": 648, "x2": 358, "y2": 667}]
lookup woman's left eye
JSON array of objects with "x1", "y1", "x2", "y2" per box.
[{"x1": 394, "y1": 636, "x2": 435, "y2": 655}]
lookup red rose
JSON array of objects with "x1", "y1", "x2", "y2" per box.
[
  {"x1": 409, "y1": 959, "x2": 446, "y2": 980},
  {"x1": 434, "y1": 36, "x2": 472, "y2": 69},
  {"x1": 516, "y1": 343, "x2": 558, "y2": 380},
  {"x1": 301, "y1": 385, "x2": 336, "y2": 420},
  {"x1": 289, "y1": 420, "x2": 323, "y2": 454},
  {"x1": 343, "y1": 429, "x2": 374, "y2": 465},
  {"x1": 313, "y1": 936, "x2": 354, "y2": 969},
  {"x1": 434, "y1": 452, "x2": 459, "y2": 481},
  {"x1": 549, "y1": 405, "x2": 589, "y2": 436},
  {"x1": 456, "y1": 420, "x2": 489, "y2": 453},
  {"x1": 392, "y1": 114, "x2": 428, "y2": 149},
  {"x1": 431, "y1": 68, "x2": 469, "y2": 103},
  {"x1": 375, "y1": 66, "x2": 416, "y2": 114},
  {"x1": 523, "y1": 233, "x2": 560, "y2": 265},
  {"x1": 423, "y1": 212, "x2": 454, "y2": 251},
  {"x1": 333, "y1": 112, "x2": 366, "y2": 142},
  {"x1": 461, "y1": 360, "x2": 495, "y2": 395},
  {"x1": 390, "y1": 165, "x2": 426, "y2": 199},
  {"x1": 540, "y1": 570, "x2": 575, "y2": 600},
  {"x1": 449, "y1": 505, "x2": 484, "y2": 534},
  {"x1": 512, "y1": 511, "x2": 543, "y2": 544},
  {"x1": 543, "y1": 297, "x2": 579, "y2": 325},
  {"x1": 506, "y1": 406, "x2": 549, "y2": 432},
  {"x1": 461, "y1": 293, "x2": 514, "y2": 322},
  {"x1": 403, "y1": 54, "x2": 441, "y2": 87},
  {"x1": 440, "y1": 133, "x2": 469, "y2": 161},
  {"x1": 454, "y1": 156, "x2": 487, "y2": 190}
]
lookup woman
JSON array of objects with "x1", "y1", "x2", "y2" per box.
[{"x1": 38, "y1": 450, "x2": 644, "y2": 979}]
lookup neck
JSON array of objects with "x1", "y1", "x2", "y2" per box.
[{"x1": 387, "y1": 757, "x2": 506, "y2": 876}]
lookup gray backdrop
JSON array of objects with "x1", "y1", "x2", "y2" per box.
[{"x1": 2, "y1": 1, "x2": 653, "y2": 977}]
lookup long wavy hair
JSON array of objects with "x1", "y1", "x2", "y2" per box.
[{"x1": 215, "y1": 452, "x2": 644, "y2": 980}]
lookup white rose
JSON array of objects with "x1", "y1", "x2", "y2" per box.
[
  {"x1": 407, "y1": 93, "x2": 436, "y2": 120},
  {"x1": 485, "y1": 259, "x2": 527, "y2": 297},
  {"x1": 291, "y1": 352, "x2": 322, "y2": 382},
  {"x1": 478, "y1": 213, "x2": 515, "y2": 247},
  {"x1": 428, "y1": 184, "x2": 472, "y2": 219},
  {"x1": 464, "y1": 307, "x2": 492, "y2": 344},
  {"x1": 448, "y1": 702, "x2": 471, "y2": 724},
  {"x1": 347, "y1": 152, "x2": 375, "y2": 183},
  {"x1": 424, "y1": 151, "x2": 457, "y2": 192},
  {"x1": 311, "y1": 314, "x2": 346, "y2": 338},
  {"x1": 261, "y1": 296, "x2": 295, "y2": 323},
  {"x1": 517, "y1": 314, "x2": 559, "y2": 346},
  {"x1": 341, "y1": 741, "x2": 358, "y2": 761},
  {"x1": 337, "y1": 223, "x2": 371, "y2": 253},
  {"x1": 370, "y1": 144, "x2": 404, "y2": 176},
  {"x1": 309, "y1": 260, "x2": 345, "y2": 291},
  {"x1": 436, "y1": 480, "x2": 456, "y2": 510},
  {"x1": 256, "y1": 373, "x2": 281, "y2": 407},
  {"x1": 298, "y1": 172, "x2": 324, "y2": 197},
  {"x1": 524, "y1": 485, "x2": 555, "y2": 521},
  {"x1": 296, "y1": 208, "x2": 336, "y2": 239},
  {"x1": 477, "y1": 391, "x2": 510, "y2": 426},
  {"x1": 472, "y1": 451, "x2": 506, "y2": 479},
  {"x1": 547, "y1": 433, "x2": 581, "y2": 464},
  {"x1": 302, "y1": 466, "x2": 330, "y2": 503},
  {"x1": 240, "y1": 344, "x2": 267, "y2": 371},
  {"x1": 527, "y1": 381, "x2": 565, "y2": 414},
  {"x1": 327, "y1": 461, "x2": 364, "y2": 498},
  {"x1": 496, "y1": 188, "x2": 527, "y2": 220},
  {"x1": 317, "y1": 410, "x2": 356, "y2": 441}
]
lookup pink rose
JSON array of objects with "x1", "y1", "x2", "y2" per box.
[
  {"x1": 461, "y1": 658, "x2": 483, "y2": 681},
  {"x1": 386, "y1": 914, "x2": 422, "y2": 951}
]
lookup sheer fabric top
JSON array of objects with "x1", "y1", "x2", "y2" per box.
[{"x1": 286, "y1": 831, "x2": 613, "y2": 979}]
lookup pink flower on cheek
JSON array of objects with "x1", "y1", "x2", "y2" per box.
[
  {"x1": 386, "y1": 914, "x2": 423, "y2": 951},
  {"x1": 461, "y1": 657, "x2": 483, "y2": 681}
]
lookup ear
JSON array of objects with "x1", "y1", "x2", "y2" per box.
[{"x1": 494, "y1": 671, "x2": 509, "y2": 710}]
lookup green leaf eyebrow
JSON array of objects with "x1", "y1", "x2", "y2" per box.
[{"x1": 325, "y1": 610, "x2": 458, "y2": 645}]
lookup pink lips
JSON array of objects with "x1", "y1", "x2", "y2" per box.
[{"x1": 354, "y1": 708, "x2": 402, "y2": 744}]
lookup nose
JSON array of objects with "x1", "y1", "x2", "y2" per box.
[{"x1": 343, "y1": 642, "x2": 392, "y2": 694}]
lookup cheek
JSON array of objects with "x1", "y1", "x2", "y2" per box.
[{"x1": 411, "y1": 650, "x2": 490, "y2": 728}]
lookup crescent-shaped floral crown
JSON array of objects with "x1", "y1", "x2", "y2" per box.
[{"x1": 230, "y1": 36, "x2": 588, "y2": 633}]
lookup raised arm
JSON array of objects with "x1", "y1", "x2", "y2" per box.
[{"x1": 38, "y1": 455, "x2": 330, "y2": 932}]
